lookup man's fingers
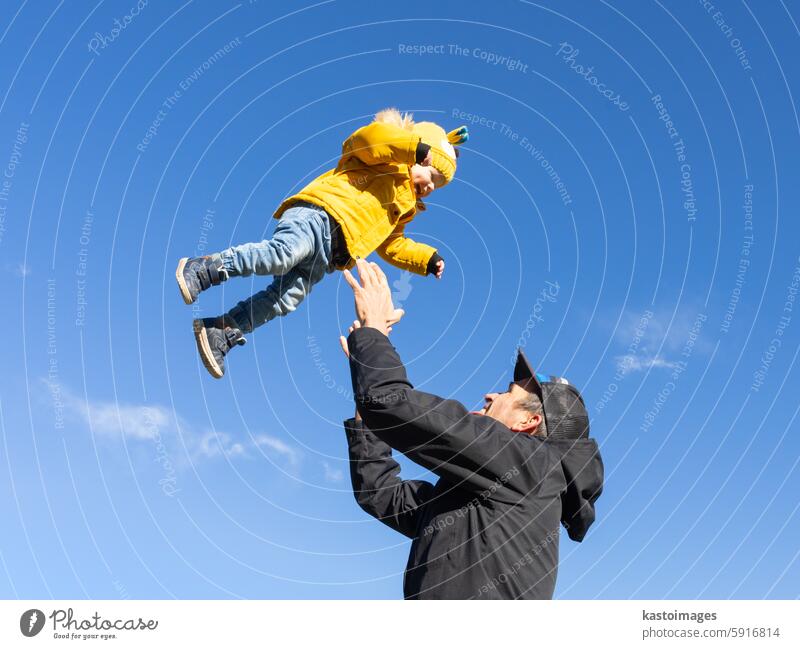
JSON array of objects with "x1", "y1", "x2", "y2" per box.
[
  {"x1": 342, "y1": 268, "x2": 360, "y2": 291},
  {"x1": 370, "y1": 262, "x2": 389, "y2": 288},
  {"x1": 355, "y1": 258, "x2": 374, "y2": 288},
  {"x1": 363, "y1": 259, "x2": 380, "y2": 288},
  {"x1": 387, "y1": 308, "x2": 405, "y2": 325},
  {"x1": 339, "y1": 335, "x2": 349, "y2": 358}
]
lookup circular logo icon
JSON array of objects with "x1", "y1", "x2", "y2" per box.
[{"x1": 20, "y1": 609, "x2": 45, "y2": 637}]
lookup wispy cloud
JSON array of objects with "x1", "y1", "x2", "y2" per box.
[
  {"x1": 197, "y1": 430, "x2": 247, "y2": 459},
  {"x1": 14, "y1": 263, "x2": 31, "y2": 277},
  {"x1": 321, "y1": 461, "x2": 344, "y2": 483},
  {"x1": 614, "y1": 354, "x2": 680, "y2": 375},
  {"x1": 254, "y1": 434, "x2": 301, "y2": 466},
  {"x1": 44, "y1": 380, "x2": 300, "y2": 466},
  {"x1": 391, "y1": 271, "x2": 414, "y2": 308},
  {"x1": 77, "y1": 397, "x2": 172, "y2": 441},
  {"x1": 611, "y1": 305, "x2": 710, "y2": 373}
]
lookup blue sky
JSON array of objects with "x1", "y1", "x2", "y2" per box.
[{"x1": 1, "y1": 0, "x2": 799, "y2": 599}]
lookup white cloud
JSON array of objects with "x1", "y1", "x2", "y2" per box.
[
  {"x1": 615, "y1": 305, "x2": 709, "y2": 354},
  {"x1": 85, "y1": 400, "x2": 171, "y2": 441},
  {"x1": 254, "y1": 434, "x2": 301, "y2": 466},
  {"x1": 614, "y1": 354, "x2": 679, "y2": 375},
  {"x1": 321, "y1": 461, "x2": 344, "y2": 483},
  {"x1": 46, "y1": 380, "x2": 298, "y2": 467},
  {"x1": 611, "y1": 305, "x2": 710, "y2": 374},
  {"x1": 197, "y1": 430, "x2": 247, "y2": 459},
  {"x1": 14, "y1": 263, "x2": 31, "y2": 277},
  {"x1": 391, "y1": 271, "x2": 414, "y2": 308}
]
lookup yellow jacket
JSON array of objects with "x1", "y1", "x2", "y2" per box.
[{"x1": 273, "y1": 121, "x2": 437, "y2": 275}]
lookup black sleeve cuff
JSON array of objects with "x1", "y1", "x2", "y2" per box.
[
  {"x1": 426, "y1": 251, "x2": 443, "y2": 275},
  {"x1": 347, "y1": 325, "x2": 389, "y2": 351},
  {"x1": 415, "y1": 142, "x2": 431, "y2": 165},
  {"x1": 343, "y1": 417, "x2": 365, "y2": 441}
]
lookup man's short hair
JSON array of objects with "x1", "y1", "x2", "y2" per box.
[{"x1": 518, "y1": 391, "x2": 548, "y2": 437}]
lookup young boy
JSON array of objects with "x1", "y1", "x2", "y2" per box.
[{"x1": 176, "y1": 108, "x2": 468, "y2": 378}]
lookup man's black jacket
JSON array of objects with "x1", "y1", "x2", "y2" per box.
[{"x1": 345, "y1": 327, "x2": 604, "y2": 599}]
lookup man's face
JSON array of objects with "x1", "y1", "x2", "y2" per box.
[{"x1": 471, "y1": 379, "x2": 543, "y2": 435}]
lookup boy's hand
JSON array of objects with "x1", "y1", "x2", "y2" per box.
[{"x1": 432, "y1": 259, "x2": 445, "y2": 279}]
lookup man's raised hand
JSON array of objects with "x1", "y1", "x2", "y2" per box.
[{"x1": 342, "y1": 259, "x2": 404, "y2": 336}]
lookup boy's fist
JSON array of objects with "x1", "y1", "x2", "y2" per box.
[{"x1": 426, "y1": 253, "x2": 445, "y2": 279}]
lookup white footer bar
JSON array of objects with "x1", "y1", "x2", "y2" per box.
[{"x1": 1, "y1": 600, "x2": 796, "y2": 647}]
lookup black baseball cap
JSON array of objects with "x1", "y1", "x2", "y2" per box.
[{"x1": 514, "y1": 349, "x2": 590, "y2": 439}]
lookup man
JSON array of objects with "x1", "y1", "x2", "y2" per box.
[{"x1": 339, "y1": 259, "x2": 604, "y2": 599}]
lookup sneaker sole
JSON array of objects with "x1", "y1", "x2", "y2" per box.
[
  {"x1": 175, "y1": 258, "x2": 194, "y2": 305},
  {"x1": 193, "y1": 320, "x2": 224, "y2": 379}
]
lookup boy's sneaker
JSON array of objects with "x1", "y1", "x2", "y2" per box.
[
  {"x1": 193, "y1": 317, "x2": 246, "y2": 379},
  {"x1": 176, "y1": 255, "x2": 229, "y2": 304}
]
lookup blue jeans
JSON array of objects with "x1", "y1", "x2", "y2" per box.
[{"x1": 217, "y1": 202, "x2": 334, "y2": 333}]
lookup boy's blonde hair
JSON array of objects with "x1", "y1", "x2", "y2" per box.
[{"x1": 374, "y1": 107, "x2": 415, "y2": 130}]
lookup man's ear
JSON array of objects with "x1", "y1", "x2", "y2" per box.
[{"x1": 511, "y1": 412, "x2": 542, "y2": 435}]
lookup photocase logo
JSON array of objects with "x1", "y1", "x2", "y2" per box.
[
  {"x1": 20, "y1": 609, "x2": 45, "y2": 637},
  {"x1": 16, "y1": 607, "x2": 159, "y2": 639}
]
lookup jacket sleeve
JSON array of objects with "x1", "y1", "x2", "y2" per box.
[
  {"x1": 375, "y1": 215, "x2": 438, "y2": 276},
  {"x1": 345, "y1": 417, "x2": 435, "y2": 539},
  {"x1": 342, "y1": 122, "x2": 420, "y2": 167},
  {"x1": 348, "y1": 328, "x2": 539, "y2": 500}
]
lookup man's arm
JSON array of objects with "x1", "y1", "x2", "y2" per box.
[
  {"x1": 345, "y1": 416, "x2": 434, "y2": 539},
  {"x1": 348, "y1": 327, "x2": 538, "y2": 499}
]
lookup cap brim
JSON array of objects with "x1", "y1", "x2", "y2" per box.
[{"x1": 514, "y1": 349, "x2": 543, "y2": 400}]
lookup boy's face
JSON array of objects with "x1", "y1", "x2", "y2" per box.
[{"x1": 411, "y1": 164, "x2": 446, "y2": 198}]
